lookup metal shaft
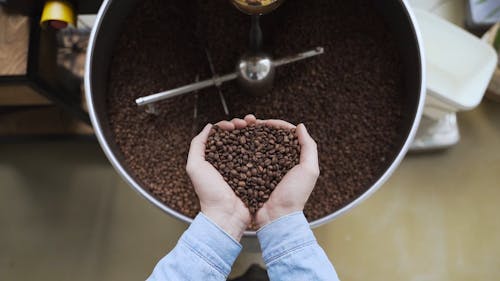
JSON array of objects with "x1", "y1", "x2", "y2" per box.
[
  {"x1": 249, "y1": 15, "x2": 263, "y2": 53},
  {"x1": 273, "y1": 47, "x2": 325, "y2": 67},
  {"x1": 135, "y1": 73, "x2": 237, "y2": 106}
]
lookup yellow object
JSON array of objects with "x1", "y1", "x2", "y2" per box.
[
  {"x1": 231, "y1": 0, "x2": 284, "y2": 15},
  {"x1": 40, "y1": 1, "x2": 76, "y2": 29}
]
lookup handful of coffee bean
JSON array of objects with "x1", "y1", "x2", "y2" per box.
[{"x1": 206, "y1": 124, "x2": 300, "y2": 214}]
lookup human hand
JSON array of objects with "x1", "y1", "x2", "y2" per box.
[
  {"x1": 186, "y1": 122, "x2": 251, "y2": 241},
  {"x1": 188, "y1": 114, "x2": 319, "y2": 234},
  {"x1": 253, "y1": 119, "x2": 320, "y2": 228}
]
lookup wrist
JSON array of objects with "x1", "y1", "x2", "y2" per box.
[
  {"x1": 256, "y1": 203, "x2": 301, "y2": 229},
  {"x1": 202, "y1": 206, "x2": 249, "y2": 241}
]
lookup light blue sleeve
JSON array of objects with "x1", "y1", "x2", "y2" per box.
[
  {"x1": 147, "y1": 213, "x2": 242, "y2": 281},
  {"x1": 257, "y1": 212, "x2": 340, "y2": 281}
]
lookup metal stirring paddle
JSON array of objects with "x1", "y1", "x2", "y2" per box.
[{"x1": 135, "y1": 47, "x2": 324, "y2": 107}]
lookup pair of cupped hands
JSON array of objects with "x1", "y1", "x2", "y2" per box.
[{"x1": 186, "y1": 114, "x2": 319, "y2": 240}]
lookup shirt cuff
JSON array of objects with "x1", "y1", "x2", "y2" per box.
[
  {"x1": 257, "y1": 211, "x2": 316, "y2": 265},
  {"x1": 180, "y1": 213, "x2": 242, "y2": 277}
]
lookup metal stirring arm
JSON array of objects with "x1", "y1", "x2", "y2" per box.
[
  {"x1": 135, "y1": 47, "x2": 325, "y2": 107},
  {"x1": 274, "y1": 47, "x2": 324, "y2": 67},
  {"x1": 205, "y1": 48, "x2": 230, "y2": 115},
  {"x1": 135, "y1": 73, "x2": 237, "y2": 106}
]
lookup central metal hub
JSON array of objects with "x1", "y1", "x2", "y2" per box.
[
  {"x1": 237, "y1": 54, "x2": 275, "y2": 94},
  {"x1": 237, "y1": 55, "x2": 275, "y2": 88}
]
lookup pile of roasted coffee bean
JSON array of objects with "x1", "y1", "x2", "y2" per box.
[
  {"x1": 205, "y1": 125, "x2": 300, "y2": 214},
  {"x1": 107, "y1": 0, "x2": 404, "y2": 224}
]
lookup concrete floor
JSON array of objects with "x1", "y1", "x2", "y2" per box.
[{"x1": 1, "y1": 100, "x2": 499, "y2": 281}]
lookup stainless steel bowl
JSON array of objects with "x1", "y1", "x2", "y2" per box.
[{"x1": 85, "y1": 0, "x2": 426, "y2": 237}]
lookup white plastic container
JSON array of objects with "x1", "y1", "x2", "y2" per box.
[{"x1": 414, "y1": 8, "x2": 498, "y2": 119}]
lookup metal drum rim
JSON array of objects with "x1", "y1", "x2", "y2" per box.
[{"x1": 85, "y1": 0, "x2": 426, "y2": 237}]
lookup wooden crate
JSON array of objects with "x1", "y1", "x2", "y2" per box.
[{"x1": 0, "y1": 6, "x2": 52, "y2": 106}]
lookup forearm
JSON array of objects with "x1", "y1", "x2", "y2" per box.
[
  {"x1": 257, "y1": 212, "x2": 340, "y2": 281},
  {"x1": 147, "y1": 213, "x2": 242, "y2": 281}
]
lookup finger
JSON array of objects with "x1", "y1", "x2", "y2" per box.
[
  {"x1": 296, "y1": 124, "x2": 319, "y2": 169},
  {"x1": 264, "y1": 119, "x2": 296, "y2": 130},
  {"x1": 255, "y1": 119, "x2": 266, "y2": 125},
  {"x1": 215, "y1": 121, "x2": 235, "y2": 131},
  {"x1": 231, "y1": 118, "x2": 247, "y2": 129},
  {"x1": 244, "y1": 114, "x2": 257, "y2": 125},
  {"x1": 188, "y1": 124, "x2": 213, "y2": 163}
]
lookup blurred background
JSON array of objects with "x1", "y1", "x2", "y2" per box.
[{"x1": 0, "y1": 0, "x2": 499, "y2": 280}]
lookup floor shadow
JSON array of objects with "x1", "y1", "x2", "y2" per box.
[{"x1": 479, "y1": 99, "x2": 500, "y2": 133}]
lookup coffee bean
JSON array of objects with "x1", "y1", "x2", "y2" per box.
[{"x1": 205, "y1": 125, "x2": 300, "y2": 214}]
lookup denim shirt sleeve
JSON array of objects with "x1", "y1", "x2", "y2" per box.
[
  {"x1": 147, "y1": 213, "x2": 242, "y2": 281},
  {"x1": 257, "y1": 212, "x2": 340, "y2": 281}
]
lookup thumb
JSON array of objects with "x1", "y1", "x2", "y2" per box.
[
  {"x1": 187, "y1": 124, "x2": 212, "y2": 169},
  {"x1": 296, "y1": 124, "x2": 319, "y2": 171}
]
